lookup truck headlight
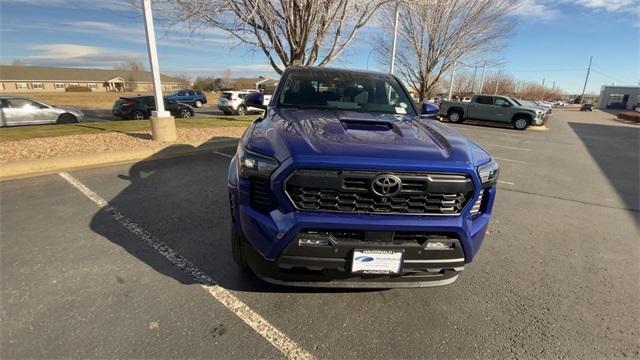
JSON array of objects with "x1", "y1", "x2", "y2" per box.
[
  {"x1": 237, "y1": 143, "x2": 279, "y2": 178},
  {"x1": 477, "y1": 159, "x2": 500, "y2": 188}
]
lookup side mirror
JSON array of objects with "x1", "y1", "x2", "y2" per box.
[
  {"x1": 244, "y1": 92, "x2": 266, "y2": 110},
  {"x1": 421, "y1": 102, "x2": 439, "y2": 115}
]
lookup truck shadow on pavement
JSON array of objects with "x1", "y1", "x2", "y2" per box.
[
  {"x1": 89, "y1": 139, "x2": 372, "y2": 293},
  {"x1": 568, "y1": 122, "x2": 640, "y2": 223}
]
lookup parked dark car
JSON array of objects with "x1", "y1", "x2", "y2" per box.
[
  {"x1": 112, "y1": 96, "x2": 195, "y2": 120},
  {"x1": 580, "y1": 103, "x2": 594, "y2": 112},
  {"x1": 164, "y1": 90, "x2": 207, "y2": 108}
]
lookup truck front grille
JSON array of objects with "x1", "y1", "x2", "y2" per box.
[{"x1": 285, "y1": 169, "x2": 474, "y2": 215}]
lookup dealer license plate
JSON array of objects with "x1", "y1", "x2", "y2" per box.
[{"x1": 351, "y1": 250, "x2": 403, "y2": 274}]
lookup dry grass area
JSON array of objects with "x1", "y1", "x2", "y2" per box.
[
  {"x1": 2, "y1": 91, "x2": 220, "y2": 110},
  {"x1": 0, "y1": 127, "x2": 245, "y2": 163}
]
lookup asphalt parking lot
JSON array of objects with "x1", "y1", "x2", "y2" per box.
[{"x1": 1, "y1": 109, "x2": 638, "y2": 359}]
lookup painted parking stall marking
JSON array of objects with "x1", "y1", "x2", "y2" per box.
[
  {"x1": 492, "y1": 156, "x2": 526, "y2": 164},
  {"x1": 58, "y1": 172, "x2": 314, "y2": 360},
  {"x1": 486, "y1": 143, "x2": 532, "y2": 151},
  {"x1": 214, "y1": 151, "x2": 234, "y2": 159}
]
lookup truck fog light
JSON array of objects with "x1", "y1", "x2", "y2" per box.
[
  {"x1": 299, "y1": 238, "x2": 329, "y2": 247},
  {"x1": 425, "y1": 241, "x2": 453, "y2": 250}
]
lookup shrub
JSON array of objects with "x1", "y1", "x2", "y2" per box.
[
  {"x1": 618, "y1": 112, "x2": 640, "y2": 123},
  {"x1": 65, "y1": 86, "x2": 92, "y2": 92}
]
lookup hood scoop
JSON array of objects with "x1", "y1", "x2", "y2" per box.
[{"x1": 339, "y1": 118, "x2": 394, "y2": 132}]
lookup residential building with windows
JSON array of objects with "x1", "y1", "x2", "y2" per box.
[{"x1": 0, "y1": 65, "x2": 184, "y2": 92}]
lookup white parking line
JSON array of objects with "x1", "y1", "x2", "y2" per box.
[
  {"x1": 487, "y1": 144, "x2": 532, "y2": 151},
  {"x1": 58, "y1": 172, "x2": 314, "y2": 360},
  {"x1": 492, "y1": 157, "x2": 526, "y2": 164},
  {"x1": 214, "y1": 151, "x2": 234, "y2": 159},
  {"x1": 497, "y1": 180, "x2": 516, "y2": 186}
]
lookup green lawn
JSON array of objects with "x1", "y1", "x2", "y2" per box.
[{"x1": 0, "y1": 115, "x2": 255, "y2": 142}]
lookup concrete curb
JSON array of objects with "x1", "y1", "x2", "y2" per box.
[
  {"x1": 0, "y1": 138, "x2": 239, "y2": 181},
  {"x1": 528, "y1": 125, "x2": 550, "y2": 132}
]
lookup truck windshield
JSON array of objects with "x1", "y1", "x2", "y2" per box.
[{"x1": 276, "y1": 70, "x2": 417, "y2": 116}]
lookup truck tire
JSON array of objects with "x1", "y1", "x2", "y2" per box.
[
  {"x1": 512, "y1": 116, "x2": 530, "y2": 130},
  {"x1": 448, "y1": 109, "x2": 464, "y2": 123}
]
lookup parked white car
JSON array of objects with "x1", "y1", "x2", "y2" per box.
[
  {"x1": 218, "y1": 91, "x2": 270, "y2": 115},
  {"x1": 0, "y1": 96, "x2": 85, "y2": 127},
  {"x1": 462, "y1": 97, "x2": 472, "y2": 102}
]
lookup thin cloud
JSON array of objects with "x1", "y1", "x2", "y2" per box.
[
  {"x1": 23, "y1": 43, "x2": 145, "y2": 68},
  {"x1": 512, "y1": 0, "x2": 559, "y2": 20},
  {"x1": 570, "y1": 0, "x2": 637, "y2": 11}
]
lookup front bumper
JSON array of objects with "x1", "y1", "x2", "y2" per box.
[
  {"x1": 229, "y1": 159, "x2": 496, "y2": 288},
  {"x1": 242, "y1": 229, "x2": 466, "y2": 288}
]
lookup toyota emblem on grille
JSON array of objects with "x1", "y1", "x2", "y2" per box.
[{"x1": 370, "y1": 174, "x2": 402, "y2": 197}]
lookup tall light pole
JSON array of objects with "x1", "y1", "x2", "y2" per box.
[
  {"x1": 479, "y1": 61, "x2": 486, "y2": 93},
  {"x1": 580, "y1": 56, "x2": 593, "y2": 104},
  {"x1": 389, "y1": 1, "x2": 400, "y2": 74},
  {"x1": 471, "y1": 62, "x2": 478, "y2": 93},
  {"x1": 494, "y1": 71, "x2": 501, "y2": 95},
  {"x1": 142, "y1": 0, "x2": 176, "y2": 142},
  {"x1": 448, "y1": 59, "x2": 457, "y2": 100}
]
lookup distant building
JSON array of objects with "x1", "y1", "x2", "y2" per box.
[
  {"x1": 229, "y1": 76, "x2": 278, "y2": 94},
  {"x1": 0, "y1": 65, "x2": 184, "y2": 92},
  {"x1": 598, "y1": 85, "x2": 640, "y2": 110}
]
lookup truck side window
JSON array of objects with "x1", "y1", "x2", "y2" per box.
[
  {"x1": 494, "y1": 98, "x2": 510, "y2": 106},
  {"x1": 475, "y1": 96, "x2": 494, "y2": 105}
]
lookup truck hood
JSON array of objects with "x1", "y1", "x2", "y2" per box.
[{"x1": 247, "y1": 108, "x2": 490, "y2": 166}]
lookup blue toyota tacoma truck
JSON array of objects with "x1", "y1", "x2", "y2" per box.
[{"x1": 227, "y1": 67, "x2": 499, "y2": 288}]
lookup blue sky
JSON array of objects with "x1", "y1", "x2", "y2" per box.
[{"x1": 1, "y1": 0, "x2": 638, "y2": 94}]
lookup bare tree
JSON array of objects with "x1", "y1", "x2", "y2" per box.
[
  {"x1": 10, "y1": 59, "x2": 26, "y2": 66},
  {"x1": 164, "y1": 0, "x2": 387, "y2": 74},
  {"x1": 220, "y1": 68, "x2": 235, "y2": 89},
  {"x1": 375, "y1": 0, "x2": 517, "y2": 102},
  {"x1": 174, "y1": 73, "x2": 192, "y2": 89},
  {"x1": 114, "y1": 60, "x2": 146, "y2": 72},
  {"x1": 449, "y1": 70, "x2": 475, "y2": 96},
  {"x1": 482, "y1": 72, "x2": 517, "y2": 96}
]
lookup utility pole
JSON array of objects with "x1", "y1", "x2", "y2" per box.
[
  {"x1": 580, "y1": 56, "x2": 593, "y2": 104},
  {"x1": 471, "y1": 62, "x2": 478, "y2": 93},
  {"x1": 142, "y1": 0, "x2": 175, "y2": 141},
  {"x1": 479, "y1": 61, "x2": 486, "y2": 93},
  {"x1": 389, "y1": 1, "x2": 400, "y2": 75},
  {"x1": 542, "y1": 78, "x2": 545, "y2": 87},
  {"x1": 494, "y1": 72, "x2": 501, "y2": 95},
  {"x1": 448, "y1": 59, "x2": 457, "y2": 100},
  {"x1": 552, "y1": 81, "x2": 555, "y2": 90}
]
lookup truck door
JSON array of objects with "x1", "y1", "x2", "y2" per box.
[
  {"x1": 468, "y1": 95, "x2": 494, "y2": 120},
  {"x1": 493, "y1": 97, "x2": 513, "y2": 123}
]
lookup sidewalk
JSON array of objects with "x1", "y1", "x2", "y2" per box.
[{"x1": 0, "y1": 138, "x2": 239, "y2": 180}]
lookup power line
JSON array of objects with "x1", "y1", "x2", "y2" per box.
[{"x1": 590, "y1": 68, "x2": 629, "y2": 84}]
